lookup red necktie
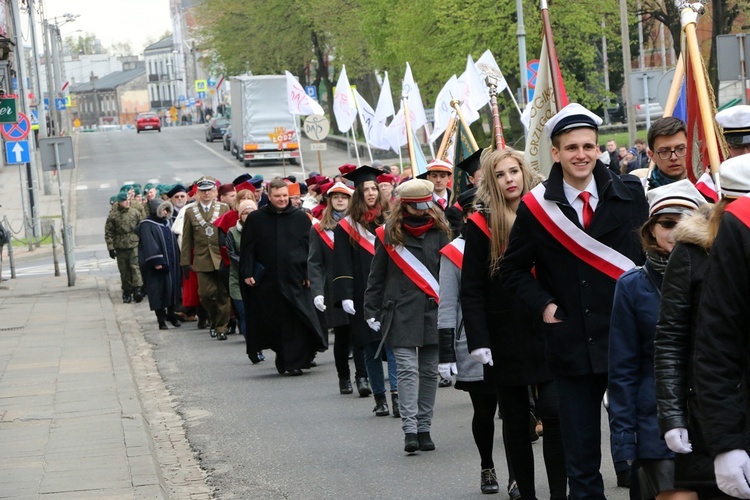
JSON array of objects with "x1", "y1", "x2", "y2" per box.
[
  {"x1": 438, "y1": 198, "x2": 447, "y2": 209},
  {"x1": 578, "y1": 191, "x2": 594, "y2": 230}
]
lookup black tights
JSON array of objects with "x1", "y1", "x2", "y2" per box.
[
  {"x1": 468, "y1": 391, "x2": 515, "y2": 486},
  {"x1": 496, "y1": 381, "x2": 567, "y2": 500},
  {"x1": 332, "y1": 325, "x2": 366, "y2": 380}
]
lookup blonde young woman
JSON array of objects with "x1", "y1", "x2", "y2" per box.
[{"x1": 461, "y1": 148, "x2": 567, "y2": 500}]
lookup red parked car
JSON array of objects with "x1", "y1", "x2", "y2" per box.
[{"x1": 136, "y1": 112, "x2": 161, "y2": 133}]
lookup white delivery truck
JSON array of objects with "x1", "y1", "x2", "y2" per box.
[{"x1": 230, "y1": 74, "x2": 300, "y2": 166}]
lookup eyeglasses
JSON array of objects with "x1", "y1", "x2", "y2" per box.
[
  {"x1": 655, "y1": 220, "x2": 679, "y2": 229},
  {"x1": 655, "y1": 146, "x2": 688, "y2": 160}
]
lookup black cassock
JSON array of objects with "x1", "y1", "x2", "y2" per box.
[
  {"x1": 136, "y1": 217, "x2": 181, "y2": 311},
  {"x1": 239, "y1": 203, "x2": 326, "y2": 372}
]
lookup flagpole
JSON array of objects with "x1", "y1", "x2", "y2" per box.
[
  {"x1": 423, "y1": 122, "x2": 437, "y2": 159},
  {"x1": 398, "y1": 147, "x2": 404, "y2": 173},
  {"x1": 662, "y1": 53, "x2": 685, "y2": 116},
  {"x1": 292, "y1": 117, "x2": 307, "y2": 177},
  {"x1": 436, "y1": 112, "x2": 458, "y2": 160},
  {"x1": 450, "y1": 100, "x2": 479, "y2": 151},
  {"x1": 403, "y1": 97, "x2": 418, "y2": 168},
  {"x1": 349, "y1": 128, "x2": 362, "y2": 167},
  {"x1": 353, "y1": 92, "x2": 375, "y2": 163},
  {"x1": 540, "y1": 0, "x2": 563, "y2": 111},
  {"x1": 680, "y1": 1, "x2": 722, "y2": 184}
]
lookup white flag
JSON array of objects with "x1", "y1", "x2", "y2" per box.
[
  {"x1": 354, "y1": 89, "x2": 387, "y2": 150},
  {"x1": 524, "y1": 36, "x2": 556, "y2": 177},
  {"x1": 402, "y1": 63, "x2": 427, "y2": 130},
  {"x1": 429, "y1": 75, "x2": 460, "y2": 143},
  {"x1": 383, "y1": 107, "x2": 407, "y2": 153},
  {"x1": 333, "y1": 65, "x2": 357, "y2": 133},
  {"x1": 374, "y1": 71, "x2": 395, "y2": 124},
  {"x1": 285, "y1": 71, "x2": 324, "y2": 116},
  {"x1": 475, "y1": 50, "x2": 508, "y2": 93}
]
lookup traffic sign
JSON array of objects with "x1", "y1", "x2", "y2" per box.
[
  {"x1": 55, "y1": 98, "x2": 66, "y2": 111},
  {"x1": 0, "y1": 97, "x2": 18, "y2": 123},
  {"x1": 0, "y1": 112, "x2": 31, "y2": 140},
  {"x1": 195, "y1": 80, "x2": 207, "y2": 92},
  {"x1": 197, "y1": 91, "x2": 206, "y2": 99},
  {"x1": 304, "y1": 114, "x2": 330, "y2": 141},
  {"x1": 43, "y1": 98, "x2": 50, "y2": 111},
  {"x1": 5, "y1": 140, "x2": 30, "y2": 164},
  {"x1": 527, "y1": 60, "x2": 540, "y2": 89},
  {"x1": 305, "y1": 85, "x2": 318, "y2": 101},
  {"x1": 188, "y1": 97, "x2": 196, "y2": 106},
  {"x1": 30, "y1": 110, "x2": 39, "y2": 131},
  {"x1": 207, "y1": 77, "x2": 217, "y2": 88},
  {"x1": 178, "y1": 95, "x2": 186, "y2": 103}
]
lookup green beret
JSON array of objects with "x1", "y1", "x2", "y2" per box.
[
  {"x1": 109, "y1": 195, "x2": 117, "y2": 205},
  {"x1": 116, "y1": 192, "x2": 128, "y2": 202},
  {"x1": 144, "y1": 183, "x2": 155, "y2": 191}
]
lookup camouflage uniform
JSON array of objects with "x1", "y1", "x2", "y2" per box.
[{"x1": 105, "y1": 203, "x2": 144, "y2": 299}]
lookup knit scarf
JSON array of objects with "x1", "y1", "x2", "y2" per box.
[
  {"x1": 332, "y1": 210, "x2": 344, "y2": 222},
  {"x1": 647, "y1": 167, "x2": 679, "y2": 189},
  {"x1": 362, "y1": 206, "x2": 382, "y2": 224},
  {"x1": 402, "y1": 215, "x2": 435, "y2": 238},
  {"x1": 645, "y1": 250, "x2": 669, "y2": 276}
]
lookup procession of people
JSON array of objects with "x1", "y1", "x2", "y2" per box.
[{"x1": 104, "y1": 102, "x2": 750, "y2": 498}]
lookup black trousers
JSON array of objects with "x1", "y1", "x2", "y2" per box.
[
  {"x1": 496, "y1": 381, "x2": 567, "y2": 500},
  {"x1": 333, "y1": 325, "x2": 366, "y2": 380}
]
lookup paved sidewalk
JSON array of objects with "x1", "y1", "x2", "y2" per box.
[{"x1": 0, "y1": 272, "x2": 211, "y2": 499}]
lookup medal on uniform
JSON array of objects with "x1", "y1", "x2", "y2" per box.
[
  {"x1": 205, "y1": 226, "x2": 214, "y2": 237},
  {"x1": 192, "y1": 203, "x2": 222, "y2": 238}
]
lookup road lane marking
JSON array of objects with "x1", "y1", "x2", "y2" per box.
[{"x1": 193, "y1": 140, "x2": 239, "y2": 167}]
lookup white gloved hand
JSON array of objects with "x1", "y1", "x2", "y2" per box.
[
  {"x1": 714, "y1": 449, "x2": 750, "y2": 499},
  {"x1": 366, "y1": 318, "x2": 381, "y2": 332},
  {"x1": 438, "y1": 362, "x2": 458, "y2": 380},
  {"x1": 313, "y1": 295, "x2": 326, "y2": 312},
  {"x1": 664, "y1": 428, "x2": 692, "y2": 454},
  {"x1": 342, "y1": 299, "x2": 356, "y2": 315},
  {"x1": 470, "y1": 348, "x2": 494, "y2": 366}
]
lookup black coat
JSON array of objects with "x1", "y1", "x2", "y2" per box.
[
  {"x1": 136, "y1": 217, "x2": 181, "y2": 311},
  {"x1": 308, "y1": 224, "x2": 349, "y2": 328},
  {"x1": 332, "y1": 219, "x2": 382, "y2": 348},
  {"x1": 461, "y1": 214, "x2": 551, "y2": 386},
  {"x1": 694, "y1": 208, "x2": 750, "y2": 457},
  {"x1": 498, "y1": 161, "x2": 648, "y2": 376},
  {"x1": 239, "y1": 203, "x2": 326, "y2": 353}
]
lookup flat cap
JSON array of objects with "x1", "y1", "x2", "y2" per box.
[{"x1": 397, "y1": 179, "x2": 435, "y2": 210}]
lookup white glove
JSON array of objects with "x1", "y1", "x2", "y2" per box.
[
  {"x1": 664, "y1": 428, "x2": 692, "y2": 454},
  {"x1": 715, "y1": 449, "x2": 750, "y2": 499},
  {"x1": 342, "y1": 299, "x2": 356, "y2": 315},
  {"x1": 438, "y1": 362, "x2": 458, "y2": 380},
  {"x1": 366, "y1": 318, "x2": 381, "y2": 332},
  {"x1": 470, "y1": 348, "x2": 494, "y2": 366},
  {"x1": 313, "y1": 295, "x2": 326, "y2": 312}
]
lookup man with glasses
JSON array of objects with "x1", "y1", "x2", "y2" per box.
[
  {"x1": 646, "y1": 117, "x2": 689, "y2": 189},
  {"x1": 716, "y1": 105, "x2": 750, "y2": 158}
]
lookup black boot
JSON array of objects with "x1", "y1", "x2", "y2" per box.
[
  {"x1": 417, "y1": 431, "x2": 435, "y2": 451},
  {"x1": 122, "y1": 289, "x2": 132, "y2": 303},
  {"x1": 197, "y1": 315, "x2": 208, "y2": 329},
  {"x1": 339, "y1": 378, "x2": 353, "y2": 395},
  {"x1": 156, "y1": 310, "x2": 168, "y2": 330},
  {"x1": 166, "y1": 307, "x2": 182, "y2": 327},
  {"x1": 356, "y1": 377, "x2": 372, "y2": 398},
  {"x1": 391, "y1": 393, "x2": 400, "y2": 418},
  {"x1": 404, "y1": 433, "x2": 419, "y2": 453},
  {"x1": 373, "y1": 394, "x2": 389, "y2": 416},
  {"x1": 132, "y1": 286, "x2": 144, "y2": 303},
  {"x1": 480, "y1": 468, "x2": 500, "y2": 494}
]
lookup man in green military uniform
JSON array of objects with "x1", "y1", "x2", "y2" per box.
[
  {"x1": 105, "y1": 191, "x2": 145, "y2": 303},
  {"x1": 181, "y1": 176, "x2": 231, "y2": 340}
]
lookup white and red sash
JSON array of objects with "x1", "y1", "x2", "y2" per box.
[
  {"x1": 468, "y1": 212, "x2": 492, "y2": 239},
  {"x1": 523, "y1": 184, "x2": 636, "y2": 280},
  {"x1": 375, "y1": 226, "x2": 440, "y2": 303},
  {"x1": 339, "y1": 216, "x2": 376, "y2": 255},
  {"x1": 695, "y1": 171, "x2": 719, "y2": 202},
  {"x1": 726, "y1": 195, "x2": 750, "y2": 228},
  {"x1": 440, "y1": 238, "x2": 465, "y2": 270},
  {"x1": 313, "y1": 222, "x2": 335, "y2": 250}
]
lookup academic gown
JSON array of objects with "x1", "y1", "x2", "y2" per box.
[
  {"x1": 136, "y1": 216, "x2": 181, "y2": 311},
  {"x1": 239, "y1": 203, "x2": 326, "y2": 371}
]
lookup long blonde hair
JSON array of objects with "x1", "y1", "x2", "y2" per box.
[{"x1": 475, "y1": 147, "x2": 537, "y2": 274}]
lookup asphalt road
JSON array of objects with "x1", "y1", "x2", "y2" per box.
[{"x1": 63, "y1": 125, "x2": 630, "y2": 499}]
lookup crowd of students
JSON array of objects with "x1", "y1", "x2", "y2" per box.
[{"x1": 104, "y1": 103, "x2": 750, "y2": 499}]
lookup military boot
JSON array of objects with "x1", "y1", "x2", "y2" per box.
[
  {"x1": 122, "y1": 289, "x2": 132, "y2": 304},
  {"x1": 132, "y1": 286, "x2": 144, "y2": 303}
]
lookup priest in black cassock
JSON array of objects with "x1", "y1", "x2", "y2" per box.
[{"x1": 239, "y1": 178, "x2": 327, "y2": 375}]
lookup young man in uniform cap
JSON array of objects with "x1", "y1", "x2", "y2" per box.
[
  {"x1": 181, "y1": 176, "x2": 232, "y2": 340},
  {"x1": 419, "y1": 159, "x2": 453, "y2": 211},
  {"x1": 692, "y1": 154, "x2": 750, "y2": 498},
  {"x1": 498, "y1": 103, "x2": 648, "y2": 499},
  {"x1": 715, "y1": 104, "x2": 750, "y2": 158}
]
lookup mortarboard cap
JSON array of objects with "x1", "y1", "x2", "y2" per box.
[
  {"x1": 456, "y1": 149, "x2": 483, "y2": 177},
  {"x1": 235, "y1": 181, "x2": 256, "y2": 193},
  {"x1": 716, "y1": 105, "x2": 750, "y2": 145},
  {"x1": 344, "y1": 165, "x2": 385, "y2": 187},
  {"x1": 545, "y1": 103, "x2": 603, "y2": 138}
]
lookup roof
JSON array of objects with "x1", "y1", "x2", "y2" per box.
[
  {"x1": 69, "y1": 66, "x2": 146, "y2": 93},
  {"x1": 144, "y1": 36, "x2": 173, "y2": 53}
]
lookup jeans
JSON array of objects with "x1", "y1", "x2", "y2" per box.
[
  {"x1": 392, "y1": 345, "x2": 438, "y2": 434},
  {"x1": 362, "y1": 341, "x2": 397, "y2": 396}
]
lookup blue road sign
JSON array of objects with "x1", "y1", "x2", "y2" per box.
[
  {"x1": 30, "y1": 110, "x2": 38, "y2": 126},
  {"x1": 305, "y1": 85, "x2": 318, "y2": 101},
  {"x1": 43, "y1": 98, "x2": 50, "y2": 111},
  {"x1": 178, "y1": 95, "x2": 186, "y2": 104},
  {"x1": 197, "y1": 91, "x2": 206, "y2": 99},
  {"x1": 188, "y1": 97, "x2": 196, "y2": 106},
  {"x1": 527, "y1": 60, "x2": 540, "y2": 90},
  {"x1": 11, "y1": 77, "x2": 17, "y2": 90},
  {"x1": 5, "y1": 140, "x2": 30, "y2": 164},
  {"x1": 55, "y1": 98, "x2": 66, "y2": 110},
  {"x1": 207, "y1": 78, "x2": 217, "y2": 88}
]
